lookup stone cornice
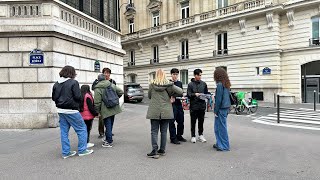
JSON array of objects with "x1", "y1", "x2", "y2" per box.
[{"x1": 124, "y1": 49, "x2": 282, "y2": 70}]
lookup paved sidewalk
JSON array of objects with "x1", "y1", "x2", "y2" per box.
[{"x1": 1, "y1": 103, "x2": 320, "y2": 180}]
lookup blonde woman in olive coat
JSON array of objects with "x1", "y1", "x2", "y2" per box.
[{"x1": 146, "y1": 69, "x2": 183, "y2": 159}]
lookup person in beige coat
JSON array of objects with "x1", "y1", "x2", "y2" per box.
[{"x1": 146, "y1": 69, "x2": 183, "y2": 159}]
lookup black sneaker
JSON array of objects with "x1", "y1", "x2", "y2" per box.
[
  {"x1": 147, "y1": 150, "x2": 159, "y2": 159},
  {"x1": 170, "y1": 139, "x2": 181, "y2": 145},
  {"x1": 157, "y1": 149, "x2": 166, "y2": 156},
  {"x1": 177, "y1": 136, "x2": 187, "y2": 142}
]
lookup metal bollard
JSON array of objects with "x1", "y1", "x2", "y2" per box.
[
  {"x1": 314, "y1": 90, "x2": 317, "y2": 111},
  {"x1": 277, "y1": 95, "x2": 280, "y2": 123},
  {"x1": 274, "y1": 93, "x2": 276, "y2": 107}
]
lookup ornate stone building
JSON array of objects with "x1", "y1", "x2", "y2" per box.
[
  {"x1": 0, "y1": 0, "x2": 125, "y2": 128},
  {"x1": 121, "y1": 0, "x2": 320, "y2": 104}
]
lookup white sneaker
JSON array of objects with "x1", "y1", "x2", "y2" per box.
[
  {"x1": 198, "y1": 135, "x2": 207, "y2": 143},
  {"x1": 87, "y1": 143, "x2": 94, "y2": 148},
  {"x1": 191, "y1": 137, "x2": 196, "y2": 143}
]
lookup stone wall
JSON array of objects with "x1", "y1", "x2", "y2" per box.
[{"x1": 0, "y1": 0, "x2": 125, "y2": 129}]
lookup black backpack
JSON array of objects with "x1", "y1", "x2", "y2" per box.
[{"x1": 102, "y1": 84, "x2": 119, "y2": 108}]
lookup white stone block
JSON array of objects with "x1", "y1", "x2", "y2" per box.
[
  {"x1": 80, "y1": 58, "x2": 92, "y2": 71},
  {"x1": 38, "y1": 99, "x2": 56, "y2": 113},
  {"x1": 9, "y1": 68, "x2": 38, "y2": 82},
  {"x1": 97, "y1": 50, "x2": 107, "y2": 62},
  {"x1": 0, "y1": 84, "x2": 23, "y2": 98},
  {"x1": 38, "y1": 37, "x2": 53, "y2": 51},
  {"x1": 48, "y1": 113, "x2": 59, "y2": 128},
  {"x1": 0, "y1": 99, "x2": 9, "y2": 113},
  {"x1": 9, "y1": 99, "x2": 38, "y2": 113},
  {"x1": 0, "y1": 68, "x2": 9, "y2": 82},
  {"x1": 0, "y1": 38, "x2": 8, "y2": 51},
  {"x1": 0, "y1": 5, "x2": 8, "y2": 17},
  {"x1": 23, "y1": 83, "x2": 53, "y2": 98},
  {"x1": 107, "y1": 53, "x2": 115, "y2": 64},
  {"x1": 75, "y1": 70, "x2": 87, "y2": 83},
  {"x1": 38, "y1": 68, "x2": 53, "y2": 82},
  {"x1": 0, "y1": 53, "x2": 22, "y2": 67},
  {"x1": 86, "y1": 47, "x2": 97, "y2": 59},
  {"x1": 0, "y1": 114, "x2": 24, "y2": 129},
  {"x1": 23, "y1": 114, "x2": 48, "y2": 128},
  {"x1": 52, "y1": 52, "x2": 66, "y2": 67},
  {"x1": 42, "y1": 3, "x2": 52, "y2": 17},
  {"x1": 52, "y1": 4, "x2": 60, "y2": 18},
  {"x1": 53, "y1": 38, "x2": 73, "y2": 54},
  {"x1": 52, "y1": 68, "x2": 61, "y2": 82},
  {"x1": 66, "y1": 55, "x2": 80, "y2": 69},
  {"x1": 87, "y1": 72, "x2": 99, "y2": 84},
  {"x1": 9, "y1": 37, "x2": 37, "y2": 52},
  {"x1": 73, "y1": 43, "x2": 86, "y2": 57}
]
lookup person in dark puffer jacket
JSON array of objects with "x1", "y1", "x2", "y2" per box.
[{"x1": 52, "y1": 66, "x2": 93, "y2": 159}]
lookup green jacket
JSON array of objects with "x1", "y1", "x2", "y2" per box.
[
  {"x1": 94, "y1": 80, "x2": 124, "y2": 119},
  {"x1": 146, "y1": 83, "x2": 183, "y2": 120}
]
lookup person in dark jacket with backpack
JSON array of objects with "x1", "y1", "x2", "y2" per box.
[
  {"x1": 52, "y1": 66, "x2": 93, "y2": 159},
  {"x1": 94, "y1": 79, "x2": 123, "y2": 148},
  {"x1": 146, "y1": 69, "x2": 183, "y2": 159},
  {"x1": 187, "y1": 69, "x2": 210, "y2": 144},
  {"x1": 213, "y1": 67, "x2": 231, "y2": 151}
]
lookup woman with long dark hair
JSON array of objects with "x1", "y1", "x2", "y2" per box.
[
  {"x1": 80, "y1": 85, "x2": 98, "y2": 148},
  {"x1": 213, "y1": 67, "x2": 231, "y2": 151}
]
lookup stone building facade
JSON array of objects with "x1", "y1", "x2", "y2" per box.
[
  {"x1": 121, "y1": 0, "x2": 320, "y2": 104},
  {"x1": 0, "y1": 0, "x2": 125, "y2": 128}
]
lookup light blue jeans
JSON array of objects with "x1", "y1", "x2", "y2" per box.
[
  {"x1": 59, "y1": 113, "x2": 87, "y2": 156},
  {"x1": 214, "y1": 108, "x2": 230, "y2": 151}
]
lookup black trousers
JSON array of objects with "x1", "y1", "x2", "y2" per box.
[
  {"x1": 169, "y1": 106, "x2": 185, "y2": 140},
  {"x1": 84, "y1": 119, "x2": 93, "y2": 143},
  {"x1": 190, "y1": 110, "x2": 205, "y2": 137}
]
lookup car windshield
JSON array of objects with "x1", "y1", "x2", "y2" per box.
[{"x1": 127, "y1": 85, "x2": 141, "y2": 89}]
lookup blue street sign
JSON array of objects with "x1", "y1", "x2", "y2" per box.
[
  {"x1": 262, "y1": 67, "x2": 271, "y2": 75},
  {"x1": 29, "y1": 49, "x2": 44, "y2": 65}
]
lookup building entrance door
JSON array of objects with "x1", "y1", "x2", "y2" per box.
[{"x1": 306, "y1": 78, "x2": 319, "y2": 103}]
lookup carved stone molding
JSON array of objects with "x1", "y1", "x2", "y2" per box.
[
  {"x1": 239, "y1": 19, "x2": 246, "y2": 34},
  {"x1": 147, "y1": 0, "x2": 162, "y2": 13},
  {"x1": 137, "y1": 42, "x2": 143, "y2": 52},
  {"x1": 164, "y1": 36, "x2": 169, "y2": 48},
  {"x1": 286, "y1": 10, "x2": 294, "y2": 27},
  {"x1": 196, "y1": 29, "x2": 202, "y2": 42},
  {"x1": 266, "y1": 12, "x2": 273, "y2": 29}
]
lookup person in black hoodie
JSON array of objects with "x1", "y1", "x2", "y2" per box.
[
  {"x1": 52, "y1": 66, "x2": 93, "y2": 159},
  {"x1": 187, "y1": 69, "x2": 210, "y2": 144}
]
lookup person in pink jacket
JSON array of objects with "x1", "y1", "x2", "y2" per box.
[{"x1": 80, "y1": 85, "x2": 98, "y2": 148}]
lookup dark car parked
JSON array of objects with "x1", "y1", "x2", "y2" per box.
[{"x1": 124, "y1": 83, "x2": 144, "y2": 102}]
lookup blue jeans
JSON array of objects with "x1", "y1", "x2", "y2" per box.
[
  {"x1": 59, "y1": 113, "x2": 87, "y2": 156},
  {"x1": 214, "y1": 108, "x2": 230, "y2": 151},
  {"x1": 104, "y1": 115, "x2": 115, "y2": 144}
]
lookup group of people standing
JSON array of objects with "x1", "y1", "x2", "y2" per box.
[
  {"x1": 52, "y1": 65, "x2": 231, "y2": 159},
  {"x1": 146, "y1": 67, "x2": 232, "y2": 159},
  {"x1": 52, "y1": 66, "x2": 123, "y2": 159}
]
